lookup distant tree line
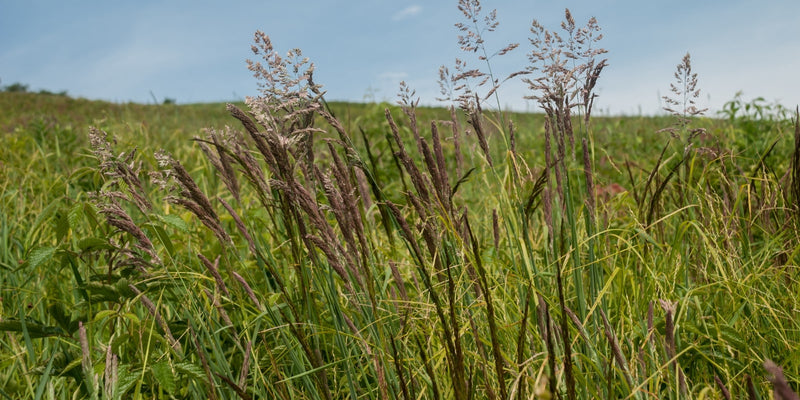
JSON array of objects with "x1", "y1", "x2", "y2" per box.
[
  {"x1": 1, "y1": 78, "x2": 178, "y2": 104},
  {"x1": 0, "y1": 78, "x2": 68, "y2": 96}
]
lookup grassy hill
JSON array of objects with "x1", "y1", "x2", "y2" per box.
[{"x1": 1, "y1": 88, "x2": 799, "y2": 399}]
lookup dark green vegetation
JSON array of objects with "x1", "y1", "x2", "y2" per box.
[{"x1": 2, "y1": 5, "x2": 800, "y2": 400}]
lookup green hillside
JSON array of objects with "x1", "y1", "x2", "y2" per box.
[{"x1": 1, "y1": 80, "x2": 799, "y2": 400}]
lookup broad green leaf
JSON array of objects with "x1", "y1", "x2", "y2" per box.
[
  {"x1": 93, "y1": 309, "x2": 117, "y2": 322},
  {"x1": 156, "y1": 214, "x2": 189, "y2": 233},
  {"x1": 27, "y1": 246, "x2": 56, "y2": 269},
  {"x1": 0, "y1": 321, "x2": 65, "y2": 338},
  {"x1": 111, "y1": 334, "x2": 134, "y2": 354},
  {"x1": 115, "y1": 365, "x2": 139, "y2": 399},
  {"x1": 83, "y1": 282, "x2": 119, "y2": 302},
  {"x1": 150, "y1": 361, "x2": 176, "y2": 394},
  {"x1": 115, "y1": 278, "x2": 137, "y2": 299},
  {"x1": 122, "y1": 313, "x2": 140, "y2": 325},
  {"x1": 67, "y1": 202, "x2": 84, "y2": 231},
  {"x1": 174, "y1": 361, "x2": 205, "y2": 381},
  {"x1": 52, "y1": 210, "x2": 70, "y2": 242},
  {"x1": 78, "y1": 237, "x2": 114, "y2": 252},
  {"x1": 147, "y1": 224, "x2": 174, "y2": 257}
]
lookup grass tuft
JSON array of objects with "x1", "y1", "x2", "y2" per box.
[{"x1": 2, "y1": 2, "x2": 799, "y2": 399}]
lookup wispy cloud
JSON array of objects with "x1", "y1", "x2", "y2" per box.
[{"x1": 392, "y1": 5, "x2": 421, "y2": 21}]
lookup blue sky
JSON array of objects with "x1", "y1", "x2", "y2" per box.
[{"x1": 2, "y1": 1, "x2": 798, "y2": 115}]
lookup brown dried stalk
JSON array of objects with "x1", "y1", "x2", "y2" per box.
[
  {"x1": 659, "y1": 299, "x2": 687, "y2": 395},
  {"x1": 238, "y1": 340, "x2": 252, "y2": 389},
  {"x1": 218, "y1": 197, "x2": 257, "y2": 255},
  {"x1": 203, "y1": 288, "x2": 234, "y2": 330},
  {"x1": 385, "y1": 108, "x2": 432, "y2": 205},
  {"x1": 599, "y1": 309, "x2": 635, "y2": 390},
  {"x1": 714, "y1": 375, "x2": 731, "y2": 400},
  {"x1": 104, "y1": 337, "x2": 119, "y2": 399},
  {"x1": 431, "y1": 121, "x2": 452, "y2": 211},
  {"x1": 449, "y1": 106, "x2": 465, "y2": 179},
  {"x1": 78, "y1": 322, "x2": 94, "y2": 386},
  {"x1": 196, "y1": 129, "x2": 241, "y2": 202},
  {"x1": 154, "y1": 151, "x2": 232, "y2": 245},
  {"x1": 232, "y1": 271, "x2": 262, "y2": 311},
  {"x1": 764, "y1": 360, "x2": 800, "y2": 400},
  {"x1": 468, "y1": 99, "x2": 493, "y2": 167},
  {"x1": 197, "y1": 253, "x2": 229, "y2": 297},
  {"x1": 95, "y1": 200, "x2": 159, "y2": 266}
]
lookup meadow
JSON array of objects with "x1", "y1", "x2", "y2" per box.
[{"x1": 2, "y1": 4, "x2": 800, "y2": 399}]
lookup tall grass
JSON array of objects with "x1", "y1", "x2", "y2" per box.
[{"x1": 2, "y1": 2, "x2": 800, "y2": 399}]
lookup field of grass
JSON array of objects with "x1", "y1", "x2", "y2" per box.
[{"x1": 3, "y1": 4, "x2": 800, "y2": 400}]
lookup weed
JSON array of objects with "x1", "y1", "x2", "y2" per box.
[{"x1": 1, "y1": 2, "x2": 799, "y2": 399}]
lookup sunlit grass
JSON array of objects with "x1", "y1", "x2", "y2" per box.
[{"x1": 2, "y1": 5, "x2": 800, "y2": 399}]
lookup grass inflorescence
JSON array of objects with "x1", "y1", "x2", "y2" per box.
[{"x1": 2, "y1": 2, "x2": 799, "y2": 399}]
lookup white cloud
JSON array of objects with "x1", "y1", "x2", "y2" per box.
[{"x1": 392, "y1": 5, "x2": 422, "y2": 21}]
